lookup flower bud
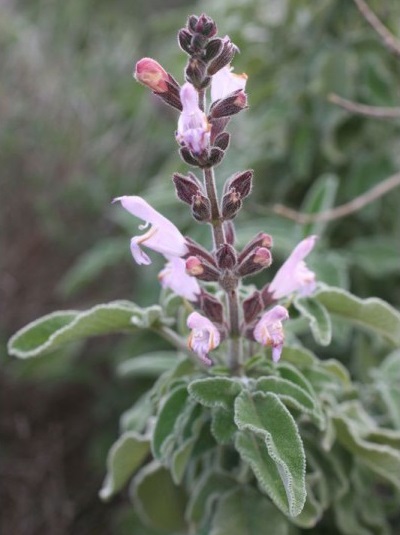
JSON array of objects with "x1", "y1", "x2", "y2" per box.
[
  {"x1": 191, "y1": 193, "x2": 211, "y2": 222},
  {"x1": 204, "y1": 39, "x2": 223, "y2": 63},
  {"x1": 210, "y1": 90, "x2": 248, "y2": 118},
  {"x1": 207, "y1": 37, "x2": 238, "y2": 76},
  {"x1": 178, "y1": 29, "x2": 192, "y2": 54},
  {"x1": 185, "y1": 58, "x2": 207, "y2": 88},
  {"x1": 200, "y1": 291, "x2": 224, "y2": 324},
  {"x1": 221, "y1": 189, "x2": 242, "y2": 220},
  {"x1": 173, "y1": 172, "x2": 202, "y2": 205},
  {"x1": 236, "y1": 247, "x2": 272, "y2": 278},
  {"x1": 227, "y1": 170, "x2": 253, "y2": 199},
  {"x1": 185, "y1": 237, "x2": 218, "y2": 267},
  {"x1": 134, "y1": 58, "x2": 169, "y2": 93},
  {"x1": 238, "y1": 232, "x2": 273, "y2": 263},
  {"x1": 243, "y1": 290, "x2": 263, "y2": 324},
  {"x1": 189, "y1": 13, "x2": 218, "y2": 38},
  {"x1": 186, "y1": 256, "x2": 220, "y2": 282},
  {"x1": 213, "y1": 132, "x2": 230, "y2": 151},
  {"x1": 203, "y1": 147, "x2": 225, "y2": 168},
  {"x1": 216, "y1": 244, "x2": 237, "y2": 270},
  {"x1": 224, "y1": 221, "x2": 236, "y2": 245},
  {"x1": 180, "y1": 147, "x2": 201, "y2": 167}
]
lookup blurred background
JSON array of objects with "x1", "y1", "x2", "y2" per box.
[{"x1": 2, "y1": 0, "x2": 400, "y2": 533}]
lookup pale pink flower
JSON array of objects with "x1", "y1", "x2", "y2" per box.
[
  {"x1": 269, "y1": 236, "x2": 317, "y2": 299},
  {"x1": 158, "y1": 257, "x2": 200, "y2": 301},
  {"x1": 134, "y1": 58, "x2": 169, "y2": 92},
  {"x1": 254, "y1": 305, "x2": 289, "y2": 362},
  {"x1": 211, "y1": 64, "x2": 248, "y2": 102},
  {"x1": 187, "y1": 311, "x2": 220, "y2": 366},
  {"x1": 176, "y1": 83, "x2": 210, "y2": 154},
  {"x1": 114, "y1": 196, "x2": 187, "y2": 265}
]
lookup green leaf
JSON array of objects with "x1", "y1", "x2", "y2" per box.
[
  {"x1": 211, "y1": 406, "x2": 237, "y2": 444},
  {"x1": 255, "y1": 376, "x2": 324, "y2": 429},
  {"x1": 171, "y1": 437, "x2": 196, "y2": 485},
  {"x1": 298, "y1": 173, "x2": 338, "y2": 238},
  {"x1": 234, "y1": 391, "x2": 306, "y2": 517},
  {"x1": 210, "y1": 487, "x2": 289, "y2": 535},
  {"x1": 374, "y1": 350, "x2": 400, "y2": 429},
  {"x1": 120, "y1": 391, "x2": 154, "y2": 433},
  {"x1": 294, "y1": 296, "x2": 332, "y2": 345},
  {"x1": 186, "y1": 471, "x2": 237, "y2": 524},
  {"x1": 8, "y1": 301, "x2": 142, "y2": 358},
  {"x1": 280, "y1": 345, "x2": 317, "y2": 367},
  {"x1": 132, "y1": 461, "x2": 187, "y2": 533},
  {"x1": 348, "y1": 237, "x2": 400, "y2": 278},
  {"x1": 188, "y1": 377, "x2": 242, "y2": 410},
  {"x1": 99, "y1": 432, "x2": 150, "y2": 501},
  {"x1": 117, "y1": 351, "x2": 179, "y2": 378},
  {"x1": 314, "y1": 286, "x2": 400, "y2": 346},
  {"x1": 151, "y1": 384, "x2": 189, "y2": 460},
  {"x1": 333, "y1": 413, "x2": 400, "y2": 491}
]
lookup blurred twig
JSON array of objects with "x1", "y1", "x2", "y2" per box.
[
  {"x1": 261, "y1": 171, "x2": 400, "y2": 224},
  {"x1": 353, "y1": 0, "x2": 400, "y2": 58},
  {"x1": 328, "y1": 93, "x2": 400, "y2": 119}
]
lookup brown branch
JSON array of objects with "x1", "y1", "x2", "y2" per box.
[
  {"x1": 269, "y1": 171, "x2": 400, "y2": 224},
  {"x1": 353, "y1": 0, "x2": 400, "y2": 58},
  {"x1": 328, "y1": 93, "x2": 400, "y2": 119}
]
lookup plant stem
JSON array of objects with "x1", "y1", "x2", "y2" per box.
[
  {"x1": 203, "y1": 166, "x2": 225, "y2": 248},
  {"x1": 227, "y1": 288, "x2": 243, "y2": 375}
]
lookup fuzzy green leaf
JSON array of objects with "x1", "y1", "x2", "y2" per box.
[
  {"x1": 132, "y1": 461, "x2": 187, "y2": 533},
  {"x1": 186, "y1": 471, "x2": 237, "y2": 524},
  {"x1": 188, "y1": 377, "x2": 242, "y2": 410},
  {"x1": 333, "y1": 413, "x2": 400, "y2": 491},
  {"x1": 99, "y1": 432, "x2": 150, "y2": 501},
  {"x1": 210, "y1": 487, "x2": 289, "y2": 535},
  {"x1": 314, "y1": 286, "x2": 400, "y2": 346},
  {"x1": 294, "y1": 296, "x2": 332, "y2": 346},
  {"x1": 234, "y1": 392, "x2": 306, "y2": 517},
  {"x1": 8, "y1": 301, "x2": 145, "y2": 358},
  {"x1": 117, "y1": 352, "x2": 179, "y2": 378},
  {"x1": 211, "y1": 406, "x2": 237, "y2": 444},
  {"x1": 256, "y1": 376, "x2": 324, "y2": 428},
  {"x1": 151, "y1": 385, "x2": 189, "y2": 460}
]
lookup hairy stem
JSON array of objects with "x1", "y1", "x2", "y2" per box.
[
  {"x1": 227, "y1": 289, "x2": 243, "y2": 375},
  {"x1": 203, "y1": 166, "x2": 225, "y2": 248}
]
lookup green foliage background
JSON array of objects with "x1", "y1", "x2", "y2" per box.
[{"x1": 2, "y1": 0, "x2": 400, "y2": 533}]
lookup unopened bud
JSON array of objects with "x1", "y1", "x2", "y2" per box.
[
  {"x1": 236, "y1": 247, "x2": 272, "y2": 278},
  {"x1": 186, "y1": 256, "x2": 220, "y2": 282},
  {"x1": 221, "y1": 189, "x2": 242, "y2": 220},
  {"x1": 186, "y1": 58, "x2": 207, "y2": 87},
  {"x1": 216, "y1": 244, "x2": 237, "y2": 270},
  {"x1": 224, "y1": 221, "x2": 236, "y2": 245},
  {"x1": 191, "y1": 13, "x2": 218, "y2": 38},
  {"x1": 204, "y1": 39, "x2": 223, "y2": 63},
  {"x1": 185, "y1": 237, "x2": 218, "y2": 267},
  {"x1": 192, "y1": 193, "x2": 211, "y2": 222},
  {"x1": 238, "y1": 232, "x2": 273, "y2": 263},
  {"x1": 261, "y1": 284, "x2": 275, "y2": 308},
  {"x1": 227, "y1": 170, "x2": 253, "y2": 199},
  {"x1": 178, "y1": 29, "x2": 192, "y2": 54},
  {"x1": 173, "y1": 172, "x2": 201, "y2": 205},
  {"x1": 180, "y1": 147, "x2": 201, "y2": 167},
  {"x1": 243, "y1": 291, "x2": 263, "y2": 324},
  {"x1": 207, "y1": 37, "x2": 238, "y2": 76},
  {"x1": 200, "y1": 292, "x2": 224, "y2": 324},
  {"x1": 210, "y1": 90, "x2": 248, "y2": 118},
  {"x1": 134, "y1": 58, "x2": 169, "y2": 93},
  {"x1": 213, "y1": 131, "x2": 230, "y2": 151}
]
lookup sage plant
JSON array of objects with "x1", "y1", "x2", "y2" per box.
[
  {"x1": 121, "y1": 15, "x2": 317, "y2": 376},
  {"x1": 8, "y1": 13, "x2": 400, "y2": 535}
]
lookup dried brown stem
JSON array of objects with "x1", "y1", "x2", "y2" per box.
[
  {"x1": 353, "y1": 0, "x2": 400, "y2": 58},
  {"x1": 266, "y1": 171, "x2": 400, "y2": 224},
  {"x1": 328, "y1": 93, "x2": 400, "y2": 119}
]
